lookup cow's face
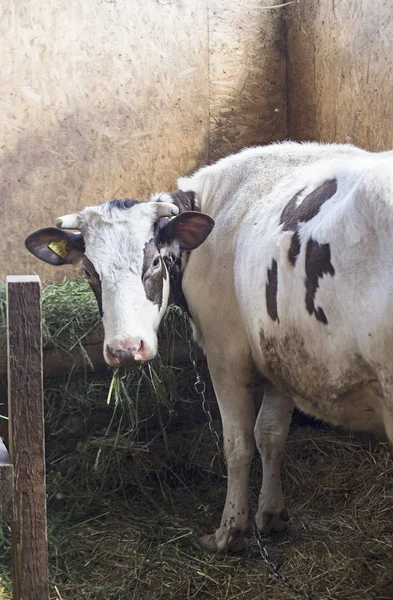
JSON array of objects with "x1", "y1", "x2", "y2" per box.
[{"x1": 25, "y1": 196, "x2": 214, "y2": 366}]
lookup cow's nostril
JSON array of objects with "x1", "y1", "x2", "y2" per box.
[
  {"x1": 136, "y1": 339, "x2": 144, "y2": 353},
  {"x1": 106, "y1": 339, "x2": 144, "y2": 363},
  {"x1": 128, "y1": 340, "x2": 144, "y2": 360},
  {"x1": 130, "y1": 342, "x2": 141, "y2": 355}
]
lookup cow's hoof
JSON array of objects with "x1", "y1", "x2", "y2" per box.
[
  {"x1": 256, "y1": 508, "x2": 289, "y2": 535},
  {"x1": 196, "y1": 529, "x2": 246, "y2": 553}
]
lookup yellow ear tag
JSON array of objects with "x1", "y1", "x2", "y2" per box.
[{"x1": 48, "y1": 240, "x2": 68, "y2": 259}]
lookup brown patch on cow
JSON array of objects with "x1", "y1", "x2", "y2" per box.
[
  {"x1": 305, "y1": 239, "x2": 335, "y2": 324},
  {"x1": 142, "y1": 240, "x2": 164, "y2": 306},
  {"x1": 280, "y1": 179, "x2": 338, "y2": 265},
  {"x1": 265, "y1": 259, "x2": 279, "y2": 322},
  {"x1": 259, "y1": 329, "x2": 380, "y2": 429},
  {"x1": 280, "y1": 179, "x2": 338, "y2": 230},
  {"x1": 83, "y1": 256, "x2": 103, "y2": 316},
  {"x1": 280, "y1": 189, "x2": 304, "y2": 232},
  {"x1": 169, "y1": 190, "x2": 197, "y2": 213},
  {"x1": 288, "y1": 229, "x2": 301, "y2": 266}
]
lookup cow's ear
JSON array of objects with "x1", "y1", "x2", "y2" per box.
[
  {"x1": 157, "y1": 212, "x2": 214, "y2": 251},
  {"x1": 25, "y1": 227, "x2": 85, "y2": 266}
]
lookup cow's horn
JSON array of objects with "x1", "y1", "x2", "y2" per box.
[
  {"x1": 152, "y1": 202, "x2": 179, "y2": 219},
  {"x1": 56, "y1": 214, "x2": 80, "y2": 229}
]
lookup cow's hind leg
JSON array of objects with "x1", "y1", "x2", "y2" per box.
[
  {"x1": 254, "y1": 386, "x2": 294, "y2": 534},
  {"x1": 198, "y1": 351, "x2": 256, "y2": 552}
]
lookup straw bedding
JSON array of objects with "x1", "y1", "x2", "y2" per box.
[{"x1": 0, "y1": 279, "x2": 392, "y2": 600}]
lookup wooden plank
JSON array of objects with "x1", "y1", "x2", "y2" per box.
[
  {"x1": 0, "y1": 327, "x2": 203, "y2": 378},
  {"x1": 287, "y1": 0, "x2": 393, "y2": 149},
  {"x1": 0, "y1": 438, "x2": 13, "y2": 523},
  {"x1": 6, "y1": 276, "x2": 48, "y2": 600}
]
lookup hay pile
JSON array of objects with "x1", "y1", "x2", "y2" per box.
[{"x1": 1, "y1": 279, "x2": 393, "y2": 600}]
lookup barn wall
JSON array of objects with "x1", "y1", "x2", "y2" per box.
[
  {"x1": 1, "y1": 0, "x2": 287, "y2": 281},
  {"x1": 286, "y1": 0, "x2": 393, "y2": 149},
  {"x1": 1, "y1": 0, "x2": 210, "y2": 281},
  {"x1": 208, "y1": 1, "x2": 287, "y2": 162}
]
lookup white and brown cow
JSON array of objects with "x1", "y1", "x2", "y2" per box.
[{"x1": 26, "y1": 142, "x2": 393, "y2": 552}]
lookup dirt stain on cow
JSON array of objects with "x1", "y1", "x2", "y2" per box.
[{"x1": 259, "y1": 329, "x2": 382, "y2": 430}]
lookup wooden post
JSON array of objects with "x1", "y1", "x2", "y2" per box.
[
  {"x1": 6, "y1": 276, "x2": 48, "y2": 600},
  {"x1": 0, "y1": 438, "x2": 13, "y2": 522}
]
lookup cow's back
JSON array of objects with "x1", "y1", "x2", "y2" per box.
[{"x1": 179, "y1": 142, "x2": 393, "y2": 432}]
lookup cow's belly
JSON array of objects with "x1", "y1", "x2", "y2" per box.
[
  {"x1": 293, "y1": 387, "x2": 384, "y2": 434},
  {"x1": 256, "y1": 328, "x2": 384, "y2": 434}
]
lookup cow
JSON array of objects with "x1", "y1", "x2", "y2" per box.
[{"x1": 25, "y1": 141, "x2": 393, "y2": 552}]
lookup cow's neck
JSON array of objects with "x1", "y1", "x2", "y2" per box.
[
  {"x1": 162, "y1": 190, "x2": 198, "y2": 314},
  {"x1": 164, "y1": 252, "x2": 190, "y2": 313}
]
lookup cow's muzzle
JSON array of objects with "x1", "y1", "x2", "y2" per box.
[{"x1": 105, "y1": 338, "x2": 153, "y2": 365}]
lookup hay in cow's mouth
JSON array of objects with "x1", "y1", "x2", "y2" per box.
[{"x1": 0, "y1": 278, "x2": 393, "y2": 600}]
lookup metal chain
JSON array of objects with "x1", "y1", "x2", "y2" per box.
[
  {"x1": 182, "y1": 312, "x2": 222, "y2": 457},
  {"x1": 182, "y1": 309, "x2": 314, "y2": 600},
  {"x1": 253, "y1": 525, "x2": 313, "y2": 600}
]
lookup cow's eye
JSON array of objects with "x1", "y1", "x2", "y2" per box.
[
  {"x1": 84, "y1": 268, "x2": 91, "y2": 279},
  {"x1": 152, "y1": 256, "x2": 160, "y2": 269}
]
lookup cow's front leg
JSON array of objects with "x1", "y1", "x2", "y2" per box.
[
  {"x1": 198, "y1": 354, "x2": 256, "y2": 552},
  {"x1": 254, "y1": 385, "x2": 293, "y2": 534}
]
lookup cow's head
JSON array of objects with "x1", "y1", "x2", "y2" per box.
[{"x1": 25, "y1": 193, "x2": 214, "y2": 365}]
